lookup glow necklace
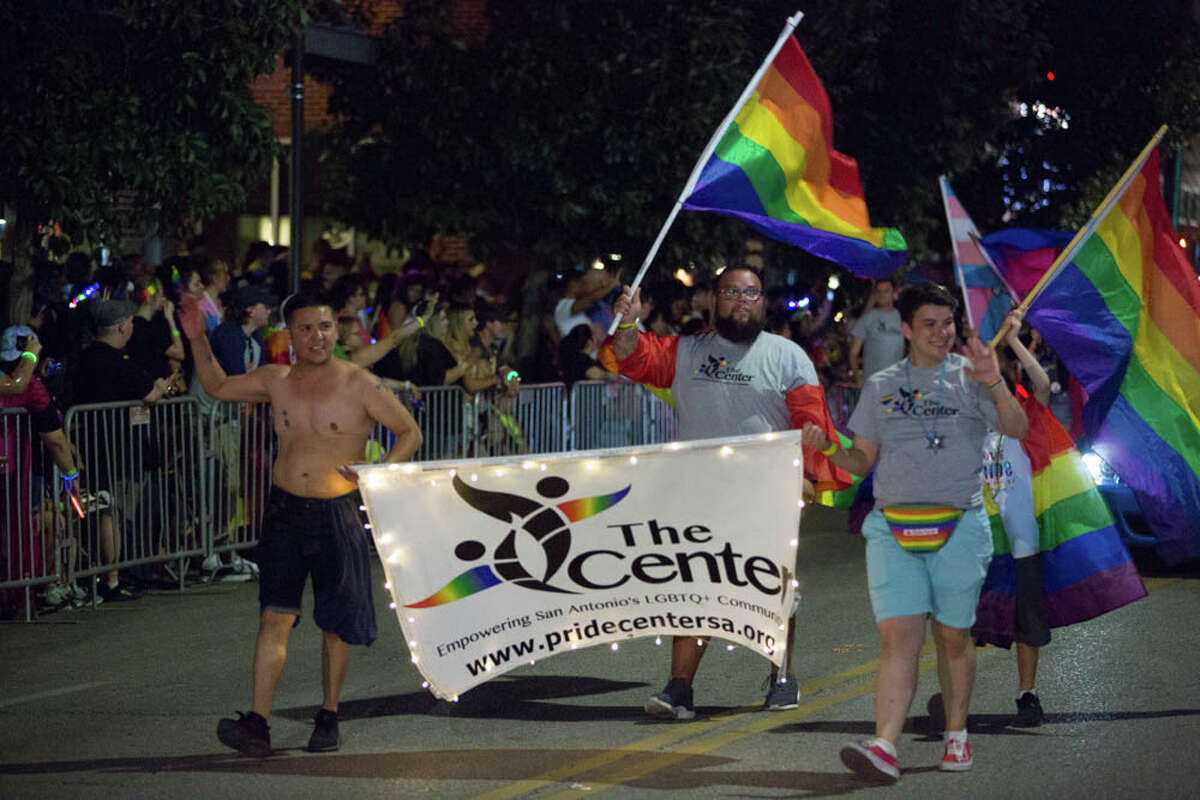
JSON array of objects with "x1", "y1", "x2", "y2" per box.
[{"x1": 904, "y1": 357, "x2": 948, "y2": 452}]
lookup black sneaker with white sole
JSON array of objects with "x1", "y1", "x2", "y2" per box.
[{"x1": 644, "y1": 678, "x2": 695, "y2": 720}]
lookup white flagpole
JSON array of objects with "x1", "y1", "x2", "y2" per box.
[
  {"x1": 608, "y1": 11, "x2": 805, "y2": 334},
  {"x1": 987, "y1": 124, "x2": 1168, "y2": 347}
]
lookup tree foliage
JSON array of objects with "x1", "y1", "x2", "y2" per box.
[
  {"x1": 0, "y1": 0, "x2": 303, "y2": 252},
  {"x1": 319, "y1": 1, "x2": 1200, "y2": 272},
  {"x1": 953, "y1": 0, "x2": 1200, "y2": 234}
]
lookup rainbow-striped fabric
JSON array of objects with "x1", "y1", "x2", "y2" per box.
[
  {"x1": 973, "y1": 394, "x2": 1146, "y2": 648},
  {"x1": 881, "y1": 504, "x2": 963, "y2": 552},
  {"x1": 1022, "y1": 146, "x2": 1200, "y2": 564},
  {"x1": 682, "y1": 35, "x2": 906, "y2": 276},
  {"x1": 813, "y1": 430, "x2": 862, "y2": 509}
]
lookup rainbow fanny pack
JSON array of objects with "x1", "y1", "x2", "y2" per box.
[{"x1": 881, "y1": 504, "x2": 964, "y2": 552}]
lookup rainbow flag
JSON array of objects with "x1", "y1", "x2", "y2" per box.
[
  {"x1": 681, "y1": 33, "x2": 906, "y2": 276},
  {"x1": 1019, "y1": 146, "x2": 1200, "y2": 564},
  {"x1": 974, "y1": 394, "x2": 1146, "y2": 648},
  {"x1": 814, "y1": 430, "x2": 862, "y2": 509},
  {"x1": 979, "y1": 228, "x2": 1074, "y2": 300},
  {"x1": 940, "y1": 177, "x2": 1017, "y2": 341}
]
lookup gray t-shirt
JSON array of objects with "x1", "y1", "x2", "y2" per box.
[
  {"x1": 670, "y1": 331, "x2": 819, "y2": 440},
  {"x1": 849, "y1": 354, "x2": 997, "y2": 509},
  {"x1": 851, "y1": 308, "x2": 905, "y2": 379}
]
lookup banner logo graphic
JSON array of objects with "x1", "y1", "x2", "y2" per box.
[{"x1": 406, "y1": 475, "x2": 631, "y2": 608}]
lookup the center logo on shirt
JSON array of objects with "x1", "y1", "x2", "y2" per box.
[
  {"x1": 693, "y1": 354, "x2": 754, "y2": 384},
  {"x1": 879, "y1": 387, "x2": 959, "y2": 418}
]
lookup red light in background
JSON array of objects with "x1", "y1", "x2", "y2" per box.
[{"x1": 1046, "y1": 71, "x2": 1056, "y2": 81}]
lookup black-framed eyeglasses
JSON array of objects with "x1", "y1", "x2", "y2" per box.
[{"x1": 717, "y1": 287, "x2": 763, "y2": 301}]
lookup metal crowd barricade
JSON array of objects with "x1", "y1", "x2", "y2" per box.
[
  {"x1": 827, "y1": 381, "x2": 861, "y2": 429},
  {"x1": 1, "y1": 408, "x2": 64, "y2": 620},
  {"x1": 61, "y1": 398, "x2": 207, "y2": 597},
  {"x1": 3, "y1": 376, "x2": 680, "y2": 622},
  {"x1": 414, "y1": 384, "x2": 473, "y2": 462},
  {"x1": 366, "y1": 385, "x2": 471, "y2": 464},
  {"x1": 206, "y1": 400, "x2": 275, "y2": 567},
  {"x1": 569, "y1": 380, "x2": 649, "y2": 449},
  {"x1": 639, "y1": 385, "x2": 678, "y2": 445},
  {"x1": 474, "y1": 382, "x2": 566, "y2": 457}
]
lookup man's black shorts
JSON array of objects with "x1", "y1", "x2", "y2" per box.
[
  {"x1": 1014, "y1": 553, "x2": 1051, "y2": 648},
  {"x1": 257, "y1": 486, "x2": 377, "y2": 646}
]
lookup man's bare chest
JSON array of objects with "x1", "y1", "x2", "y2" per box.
[{"x1": 271, "y1": 382, "x2": 370, "y2": 437}]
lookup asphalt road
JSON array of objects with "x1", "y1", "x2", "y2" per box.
[{"x1": 2, "y1": 505, "x2": 1197, "y2": 799}]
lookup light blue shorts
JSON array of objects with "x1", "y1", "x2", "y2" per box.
[{"x1": 862, "y1": 506, "x2": 993, "y2": 629}]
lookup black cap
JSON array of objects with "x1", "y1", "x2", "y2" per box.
[
  {"x1": 90, "y1": 299, "x2": 137, "y2": 329},
  {"x1": 231, "y1": 285, "x2": 279, "y2": 309}
]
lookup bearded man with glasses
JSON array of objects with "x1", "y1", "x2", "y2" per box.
[{"x1": 612, "y1": 265, "x2": 849, "y2": 719}]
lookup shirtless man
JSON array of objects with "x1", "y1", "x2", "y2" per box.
[{"x1": 180, "y1": 291, "x2": 422, "y2": 757}]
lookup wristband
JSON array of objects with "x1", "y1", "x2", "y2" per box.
[
  {"x1": 171, "y1": 329, "x2": 181, "y2": 337},
  {"x1": 820, "y1": 440, "x2": 839, "y2": 456},
  {"x1": 505, "y1": 370, "x2": 519, "y2": 382},
  {"x1": 988, "y1": 377, "x2": 1003, "y2": 390},
  {"x1": 416, "y1": 316, "x2": 426, "y2": 328},
  {"x1": 617, "y1": 322, "x2": 638, "y2": 330},
  {"x1": 20, "y1": 351, "x2": 38, "y2": 363}
]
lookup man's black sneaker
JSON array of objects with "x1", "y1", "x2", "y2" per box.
[
  {"x1": 644, "y1": 678, "x2": 695, "y2": 720},
  {"x1": 217, "y1": 711, "x2": 272, "y2": 757},
  {"x1": 307, "y1": 708, "x2": 340, "y2": 752},
  {"x1": 1014, "y1": 692, "x2": 1044, "y2": 727},
  {"x1": 97, "y1": 581, "x2": 140, "y2": 602}
]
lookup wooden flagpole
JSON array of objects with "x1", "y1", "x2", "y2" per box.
[{"x1": 988, "y1": 124, "x2": 1168, "y2": 347}]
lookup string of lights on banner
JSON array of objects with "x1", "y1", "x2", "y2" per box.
[{"x1": 356, "y1": 431, "x2": 807, "y2": 700}]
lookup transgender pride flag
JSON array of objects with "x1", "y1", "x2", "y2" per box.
[{"x1": 939, "y1": 176, "x2": 1017, "y2": 341}]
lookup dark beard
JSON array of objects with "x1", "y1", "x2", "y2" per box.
[{"x1": 714, "y1": 314, "x2": 764, "y2": 344}]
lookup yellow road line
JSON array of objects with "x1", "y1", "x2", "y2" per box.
[
  {"x1": 542, "y1": 651, "x2": 940, "y2": 800},
  {"x1": 470, "y1": 644, "x2": 937, "y2": 800}
]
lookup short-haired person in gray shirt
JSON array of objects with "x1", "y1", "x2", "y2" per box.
[
  {"x1": 801, "y1": 281, "x2": 1028, "y2": 783},
  {"x1": 849, "y1": 278, "x2": 906, "y2": 384}
]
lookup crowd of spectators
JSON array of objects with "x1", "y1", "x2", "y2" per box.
[{"x1": 1, "y1": 234, "x2": 1077, "y2": 619}]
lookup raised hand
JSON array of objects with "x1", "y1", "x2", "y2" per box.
[
  {"x1": 963, "y1": 331, "x2": 1002, "y2": 386},
  {"x1": 1002, "y1": 307, "x2": 1027, "y2": 346},
  {"x1": 613, "y1": 286, "x2": 643, "y2": 324},
  {"x1": 24, "y1": 334, "x2": 43, "y2": 358}
]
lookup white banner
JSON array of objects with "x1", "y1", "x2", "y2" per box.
[{"x1": 358, "y1": 431, "x2": 805, "y2": 699}]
